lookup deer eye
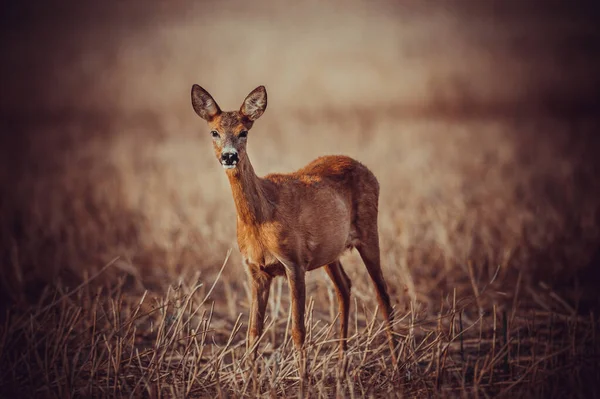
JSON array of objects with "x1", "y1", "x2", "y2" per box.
[
  {"x1": 210, "y1": 130, "x2": 220, "y2": 139},
  {"x1": 239, "y1": 130, "x2": 248, "y2": 138}
]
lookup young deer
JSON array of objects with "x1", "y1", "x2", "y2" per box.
[{"x1": 191, "y1": 84, "x2": 397, "y2": 362}]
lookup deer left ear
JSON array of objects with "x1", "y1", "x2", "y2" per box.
[
  {"x1": 240, "y1": 86, "x2": 267, "y2": 121},
  {"x1": 191, "y1": 84, "x2": 221, "y2": 121}
]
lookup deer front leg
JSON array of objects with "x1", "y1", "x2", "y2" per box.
[
  {"x1": 246, "y1": 265, "x2": 272, "y2": 355},
  {"x1": 285, "y1": 265, "x2": 306, "y2": 351}
]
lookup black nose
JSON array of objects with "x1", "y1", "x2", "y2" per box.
[{"x1": 221, "y1": 152, "x2": 239, "y2": 165}]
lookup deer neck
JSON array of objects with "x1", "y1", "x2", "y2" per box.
[{"x1": 226, "y1": 155, "x2": 271, "y2": 226}]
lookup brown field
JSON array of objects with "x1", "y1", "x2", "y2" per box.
[{"x1": 1, "y1": 1, "x2": 599, "y2": 397}]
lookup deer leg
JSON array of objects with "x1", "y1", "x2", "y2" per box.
[
  {"x1": 285, "y1": 265, "x2": 306, "y2": 352},
  {"x1": 357, "y1": 237, "x2": 398, "y2": 364},
  {"x1": 247, "y1": 266, "x2": 272, "y2": 355},
  {"x1": 324, "y1": 260, "x2": 351, "y2": 357}
]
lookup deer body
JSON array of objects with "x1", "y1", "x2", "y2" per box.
[
  {"x1": 191, "y1": 84, "x2": 396, "y2": 362},
  {"x1": 233, "y1": 156, "x2": 364, "y2": 274}
]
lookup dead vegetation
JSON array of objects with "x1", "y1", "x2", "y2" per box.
[
  {"x1": 1, "y1": 112, "x2": 599, "y2": 398},
  {"x1": 1, "y1": 248, "x2": 599, "y2": 398}
]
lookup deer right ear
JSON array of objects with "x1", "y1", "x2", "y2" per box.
[
  {"x1": 191, "y1": 84, "x2": 221, "y2": 121},
  {"x1": 240, "y1": 86, "x2": 267, "y2": 121}
]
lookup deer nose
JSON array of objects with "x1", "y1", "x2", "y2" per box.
[{"x1": 221, "y1": 150, "x2": 239, "y2": 166}]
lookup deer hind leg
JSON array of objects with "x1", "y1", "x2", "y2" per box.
[
  {"x1": 324, "y1": 260, "x2": 352, "y2": 357},
  {"x1": 356, "y1": 233, "x2": 398, "y2": 364}
]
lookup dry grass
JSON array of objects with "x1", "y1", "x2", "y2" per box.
[
  {"x1": 1, "y1": 254, "x2": 598, "y2": 398},
  {"x1": 1, "y1": 113, "x2": 599, "y2": 398},
  {"x1": 1, "y1": 1, "x2": 600, "y2": 397}
]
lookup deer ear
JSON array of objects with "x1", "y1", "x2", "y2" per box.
[
  {"x1": 191, "y1": 84, "x2": 221, "y2": 121},
  {"x1": 240, "y1": 86, "x2": 267, "y2": 121}
]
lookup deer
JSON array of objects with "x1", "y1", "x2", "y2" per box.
[{"x1": 190, "y1": 84, "x2": 397, "y2": 364}]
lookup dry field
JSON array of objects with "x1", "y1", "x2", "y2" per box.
[{"x1": 1, "y1": 1, "x2": 599, "y2": 397}]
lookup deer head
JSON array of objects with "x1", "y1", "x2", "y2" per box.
[{"x1": 191, "y1": 85, "x2": 267, "y2": 170}]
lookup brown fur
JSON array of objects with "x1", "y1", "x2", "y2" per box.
[{"x1": 191, "y1": 84, "x2": 397, "y2": 362}]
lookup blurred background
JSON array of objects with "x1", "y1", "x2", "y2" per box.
[
  {"x1": 1, "y1": 0, "x2": 599, "y2": 311},
  {"x1": 2, "y1": 1, "x2": 599, "y2": 116}
]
